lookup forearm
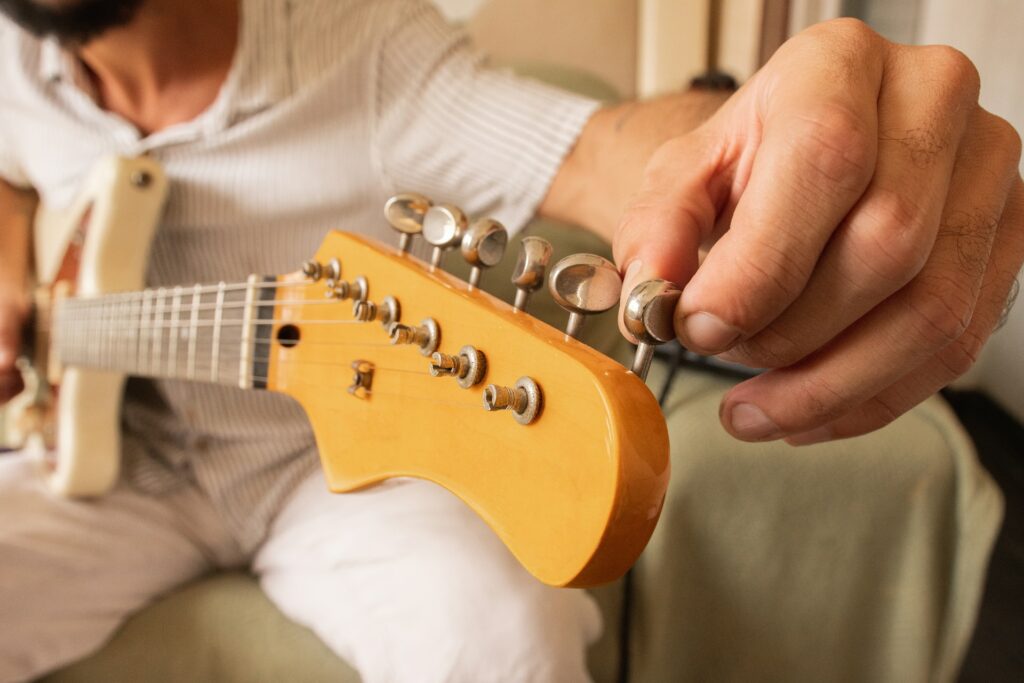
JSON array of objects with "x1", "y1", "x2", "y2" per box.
[
  {"x1": 540, "y1": 88, "x2": 730, "y2": 242},
  {"x1": 0, "y1": 179, "x2": 35, "y2": 307}
]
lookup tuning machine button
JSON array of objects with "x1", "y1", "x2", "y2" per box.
[
  {"x1": 422, "y1": 204, "x2": 468, "y2": 268},
  {"x1": 510, "y1": 236, "x2": 553, "y2": 312},
  {"x1": 461, "y1": 218, "x2": 508, "y2": 288},
  {"x1": 388, "y1": 318, "x2": 440, "y2": 356},
  {"x1": 430, "y1": 345, "x2": 487, "y2": 388},
  {"x1": 483, "y1": 377, "x2": 542, "y2": 425},
  {"x1": 385, "y1": 193, "x2": 433, "y2": 253},
  {"x1": 548, "y1": 254, "x2": 622, "y2": 338},
  {"x1": 353, "y1": 296, "x2": 400, "y2": 327},
  {"x1": 623, "y1": 279, "x2": 682, "y2": 380}
]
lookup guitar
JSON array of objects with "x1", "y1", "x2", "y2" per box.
[{"x1": 18, "y1": 156, "x2": 670, "y2": 588}]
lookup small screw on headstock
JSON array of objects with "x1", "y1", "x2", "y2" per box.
[
  {"x1": 461, "y1": 218, "x2": 508, "y2": 288},
  {"x1": 510, "y1": 236, "x2": 553, "y2": 312},
  {"x1": 623, "y1": 279, "x2": 681, "y2": 380},
  {"x1": 547, "y1": 254, "x2": 622, "y2": 339},
  {"x1": 385, "y1": 193, "x2": 433, "y2": 253},
  {"x1": 422, "y1": 204, "x2": 468, "y2": 269}
]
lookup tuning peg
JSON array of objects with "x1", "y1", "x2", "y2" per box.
[
  {"x1": 353, "y1": 296, "x2": 400, "y2": 327},
  {"x1": 547, "y1": 254, "x2": 622, "y2": 338},
  {"x1": 623, "y1": 279, "x2": 682, "y2": 380},
  {"x1": 510, "y1": 236, "x2": 553, "y2": 312},
  {"x1": 385, "y1": 193, "x2": 433, "y2": 253},
  {"x1": 320, "y1": 258, "x2": 367, "y2": 301},
  {"x1": 422, "y1": 204, "x2": 468, "y2": 268},
  {"x1": 460, "y1": 218, "x2": 508, "y2": 288}
]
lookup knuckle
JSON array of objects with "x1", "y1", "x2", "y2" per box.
[
  {"x1": 853, "y1": 188, "x2": 932, "y2": 286},
  {"x1": 816, "y1": 17, "x2": 879, "y2": 47},
  {"x1": 790, "y1": 104, "x2": 875, "y2": 190},
  {"x1": 921, "y1": 45, "x2": 981, "y2": 104},
  {"x1": 908, "y1": 279, "x2": 974, "y2": 347},
  {"x1": 981, "y1": 111, "x2": 1023, "y2": 169},
  {"x1": 727, "y1": 245, "x2": 811, "y2": 326},
  {"x1": 848, "y1": 396, "x2": 903, "y2": 435},
  {"x1": 794, "y1": 375, "x2": 847, "y2": 425},
  {"x1": 728, "y1": 327, "x2": 807, "y2": 369},
  {"x1": 937, "y1": 328, "x2": 985, "y2": 378}
]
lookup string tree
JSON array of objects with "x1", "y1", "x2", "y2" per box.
[
  {"x1": 385, "y1": 193, "x2": 433, "y2": 253},
  {"x1": 429, "y1": 345, "x2": 487, "y2": 388},
  {"x1": 422, "y1": 204, "x2": 468, "y2": 269},
  {"x1": 622, "y1": 279, "x2": 681, "y2": 381},
  {"x1": 510, "y1": 236, "x2": 553, "y2": 312},
  {"x1": 460, "y1": 218, "x2": 508, "y2": 288},
  {"x1": 348, "y1": 360, "x2": 375, "y2": 399},
  {"x1": 548, "y1": 254, "x2": 622, "y2": 339}
]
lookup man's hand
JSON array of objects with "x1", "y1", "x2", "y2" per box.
[
  {"x1": 613, "y1": 19, "x2": 1024, "y2": 444},
  {"x1": 0, "y1": 296, "x2": 26, "y2": 405}
]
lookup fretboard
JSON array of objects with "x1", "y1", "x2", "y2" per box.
[{"x1": 51, "y1": 276, "x2": 278, "y2": 390}]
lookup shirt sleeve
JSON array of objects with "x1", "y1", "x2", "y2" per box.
[
  {"x1": 0, "y1": 132, "x2": 30, "y2": 188},
  {"x1": 371, "y1": 0, "x2": 600, "y2": 234}
]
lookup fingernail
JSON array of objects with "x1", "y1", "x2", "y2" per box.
[
  {"x1": 785, "y1": 426, "x2": 834, "y2": 447},
  {"x1": 727, "y1": 403, "x2": 782, "y2": 440},
  {"x1": 680, "y1": 312, "x2": 741, "y2": 353},
  {"x1": 0, "y1": 348, "x2": 12, "y2": 368}
]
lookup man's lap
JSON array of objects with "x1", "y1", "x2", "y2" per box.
[{"x1": 0, "y1": 453, "x2": 599, "y2": 683}]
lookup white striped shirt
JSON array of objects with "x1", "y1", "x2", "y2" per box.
[{"x1": 0, "y1": 0, "x2": 598, "y2": 549}]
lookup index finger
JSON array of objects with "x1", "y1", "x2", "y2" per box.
[{"x1": 672, "y1": 20, "x2": 886, "y2": 354}]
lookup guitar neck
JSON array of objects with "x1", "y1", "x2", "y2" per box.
[{"x1": 50, "y1": 276, "x2": 281, "y2": 389}]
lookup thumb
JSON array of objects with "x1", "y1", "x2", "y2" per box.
[{"x1": 613, "y1": 132, "x2": 724, "y2": 342}]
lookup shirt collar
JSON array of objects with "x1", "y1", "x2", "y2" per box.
[{"x1": 35, "y1": 0, "x2": 293, "y2": 121}]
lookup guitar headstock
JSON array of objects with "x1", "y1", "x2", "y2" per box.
[{"x1": 264, "y1": 199, "x2": 672, "y2": 587}]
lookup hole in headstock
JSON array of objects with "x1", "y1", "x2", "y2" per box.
[{"x1": 276, "y1": 324, "x2": 301, "y2": 348}]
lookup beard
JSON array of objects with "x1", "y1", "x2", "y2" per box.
[{"x1": 0, "y1": 0, "x2": 145, "y2": 45}]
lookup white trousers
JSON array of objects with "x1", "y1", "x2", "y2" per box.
[{"x1": 0, "y1": 453, "x2": 600, "y2": 683}]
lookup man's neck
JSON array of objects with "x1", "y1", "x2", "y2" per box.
[{"x1": 77, "y1": 0, "x2": 239, "y2": 135}]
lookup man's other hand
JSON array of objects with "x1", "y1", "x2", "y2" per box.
[
  {"x1": 614, "y1": 18, "x2": 1024, "y2": 444},
  {"x1": 0, "y1": 296, "x2": 26, "y2": 405}
]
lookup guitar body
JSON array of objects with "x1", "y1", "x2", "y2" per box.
[{"x1": 31, "y1": 156, "x2": 168, "y2": 496}]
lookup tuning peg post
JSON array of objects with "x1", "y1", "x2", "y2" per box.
[
  {"x1": 422, "y1": 204, "x2": 468, "y2": 268},
  {"x1": 385, "y1": 193, "x2": 433, "y2": 253},
  {"x1": 461, "y1": 218, "x2": 508, "y2": 288},
  {"x1": 623, "y1": 279, "x2": 682, "y2": 380},
  {"x1": 510, "y1": 236, "x2": 553, "y2": 312},
  {"x1": 547, "y1": 254, "x2": 622, "y2": 338}
]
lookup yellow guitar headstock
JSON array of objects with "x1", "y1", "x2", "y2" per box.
[{"x1": 264, "y1": 199, "x2": 672, "y2": 588}]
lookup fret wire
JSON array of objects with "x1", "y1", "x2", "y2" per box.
[
  {"x1": 239, "y1": 274, "x2": 259, "y2": 390},
  {"x1": 210, "y1": 282, "x2": 226, "y2": 383},
  {"x1": 153, "y1": 289, "x2": 166, "y2": 377},
  {"x1": 168, "y1": 287, "x2": 182, "y2": 378},
  {"x1": 186, "y1": 284, "x2": 202, "y2": 381}
]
